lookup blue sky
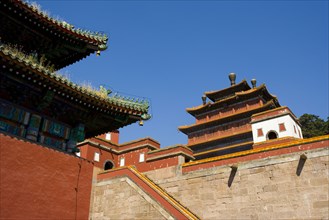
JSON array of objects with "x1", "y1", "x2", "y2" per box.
[{"x1": 37, "y1": 0, "x2": 328, "y2": 147}]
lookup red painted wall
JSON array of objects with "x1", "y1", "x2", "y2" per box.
[
  {"x1": 82, "y1": 144, "x2": 118, "y2": 169},
  {"x1": 118, "y1": 148, "x2": 149, "y2": 167},
  {"x1": 96, "y1": 130, "x2": 119, "y2": 144},
  {"x1": 79, "y1": 143, "x2": 184, "y2": 173},
  {"x1": 138, "y1": 156, "x2": 180, "y2": 172},
  {"x1": 0, "y1": 133, "x2": 94, "y2": 220}
]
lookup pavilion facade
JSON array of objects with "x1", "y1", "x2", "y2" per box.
[{"x1": 179, "y1": 73, "x2": 302, "y2": 159}]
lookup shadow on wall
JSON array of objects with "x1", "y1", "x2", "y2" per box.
[
  {"x1": 296, "y1": 154, "x2": 307, "y2": 176},
  {"x1": 228, "y1": 166, "x2": 238, "y2": 187}
]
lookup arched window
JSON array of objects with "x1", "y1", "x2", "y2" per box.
[
  {"x1": 267, "y1": 131, "x2": 278, "y2": 140},
  {"x1": 104, "y1": 161, "x2": 114, "y2": 170}
]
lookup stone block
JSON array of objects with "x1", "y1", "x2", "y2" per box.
[
  {"x1": 200, "y1": 192, "x2": 215, "y2": 201},
  {"x1": 238, "y1": 187, "x2": 248, "y2": 195},
  {"x1": 249, "y1": 166, "x2": 266, "y2": 174},
  {"x1": 310, "y1": 177, "x2": 328, "y2": 186},
  {"x1": 313, "y1": 201, "x2": 329, "y2": 209},
  {"x1": 272, "y1": 211, "x2": 297, "y2": 219},
  {"x1": 263, "y1": 184, "x2": 278, "y2": 192}
]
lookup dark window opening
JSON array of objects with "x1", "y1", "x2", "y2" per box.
[
  {"x1": 104, "y1": 161, "x2": 114, "y2": 170},
  {"x1": 267, "y1": 131, "x2": 278, "y2": 140}
]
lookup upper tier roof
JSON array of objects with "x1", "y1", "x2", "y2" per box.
[
  {"x1": 0, "y1": 0, "x2": 108, "y2": 70},
  {"x1": 205, "y1": 80, "x2": 251, "y2": 102},
  {"x1": 186, "y1": 83, "x2": 280, "y2": 117}
]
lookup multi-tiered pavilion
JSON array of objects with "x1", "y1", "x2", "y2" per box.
[{"x1": 179, "y1": 73, "x2": 302, "y2": 159}]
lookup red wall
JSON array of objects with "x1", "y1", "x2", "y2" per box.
[
  {"x1": 0, "y1": 133, "x2": 94, "y2": 220},
  {"x1": 138, "y1": 156, "x2": 180, "y2": 172},
  {"x1": 80, "y1": 144, "x2": 118, "y2": 169},
  {"x1": 119, "y1": 148, "x2": 149, "y2": 168},
  {"x1": 96, "y1": 130, "x2": 119, "y2": 144},
  {"x1": 80, "y1": 143, "x2": 183, "y2": 173}
]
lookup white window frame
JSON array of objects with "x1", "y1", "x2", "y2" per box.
[
  {"x1": 105, "y1": 133, "x2": 111, "y2": 140},
  {"x1": 120, "y1": 157, "x2": 125, "y2": 167},
  {"x1": 94, "y1": 152, "x2": 100, "y2": 162},
  {"x1": 139, "y1": 153, "x2": 145, "y2": 162}
]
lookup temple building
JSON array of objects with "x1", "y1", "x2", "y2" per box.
[
  {"x1": 1, "y1": 1, "x2": 328, "y2": 220},
  {"x1": 0, "y1": 0, "x2": 150, "y2": 153},
  {"x1": 0, "y1": 1, "x2": 150, "y2": 219},
  {"x1": 179, "y1": 73, "x2": 302, "y2": 159}
]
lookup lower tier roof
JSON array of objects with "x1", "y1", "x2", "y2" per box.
[
  {"x1": 179, "y1": 100, "x2": 278, "y2": 134},
  {"x1": 0, "y1": 45, "x2": 150, "y2": 137}
]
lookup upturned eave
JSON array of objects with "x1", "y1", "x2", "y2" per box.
[
  {"x1": 0, "y1": 46, "x2": 149, "y2": 114},
  {"x1": 186, "y1": 130, "x2": 252, "y2": 149},
  {"x1": 179, "y1": 100, "x2": 278, "y2": 134},
  {"x1": 10, "y1": 0, "x2": 108, "y2": 47},
  {"x1": 205, "y1": 80, "x2": 251, "y2": 102},
  {"x1": 186, "y1": 84, "x2": 279, "y2": 117},
  {"x1": 1, "y1": 0, "x2": 108, "y2": 69}
]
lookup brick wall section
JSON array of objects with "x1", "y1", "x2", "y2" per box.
[
  {"x1": 0, "y1": 133, "x2": 94, "y2": 220},
  {"x1": 145, "y1": 147, "x2": 329, "y2": 219}
]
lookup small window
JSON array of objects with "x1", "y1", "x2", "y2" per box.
[
  {"x1": 94, "y1": 152, "x2": 100, "y2": 162},
  {"x1": 293, "y1": 125, "x2": 297, "y2": 133},
  {"x1": 279, "y1": 123, "x2": 286, "y2": 132},
  {"x1": 257, "y1": 128, "x2": 264, "y2": 137},
  {"x1": 120, "y1": 157, "x2": 125, "y2": 167},
  {"x1": 139, "y1": 153, "x2": 145, "y2": 162},
  {"x1": 105, "y1": 133, "x2": 111, "y2": 140}
]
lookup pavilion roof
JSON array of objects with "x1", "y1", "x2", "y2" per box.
[
  {"x1": 204, "y1": 80, "x2": 251, "y2": 102},
  {"x1": 193, "y1": 141, "x2": 254, "y2": 157},
  {"x1": 186, "y1": 83, "x2": 280, "y2": 116},
  {"x1": 186, "y1": 130, "x2": 253, "y2": 150},
  {"x1": 179, "y1": 99, "x2": 278, "y2": 134},
  {"x1": 0, "y1": 0, "x2": 108, "y2": 69},
  {"x1": 0, "y1": 43, "x2": 149, "y2": 113},
  {"x1": 0, "y1": 42, "x2": 150, "y2": 137}
]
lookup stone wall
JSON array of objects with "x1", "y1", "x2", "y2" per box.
[
  {"x1": 91, "y1": 176, "x2": 171, "y2": 220},
  {"x1": 147, "y1": 147, "x2": 329, "y2": 219},
  {"x1": 90, "y1": 146, "x2": 328, "y2": 219}
]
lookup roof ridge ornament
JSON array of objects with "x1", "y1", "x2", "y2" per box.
[
  {"x1": 251, "y1": 78, "x2": 257, "y2": 88},
  {"x1": 228, "y1": 72, "x2": 236, "y2": 86},
  {"x1": 202, "y1": 95, "x2": 207, "y2": 105}
]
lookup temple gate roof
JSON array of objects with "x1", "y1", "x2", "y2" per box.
[
  {"x1": 0, "y1": 41, "x2": 150, "y2": 138},
  {"x1": 0, "y1": 0, "x2": 108, "y2": 70}
]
